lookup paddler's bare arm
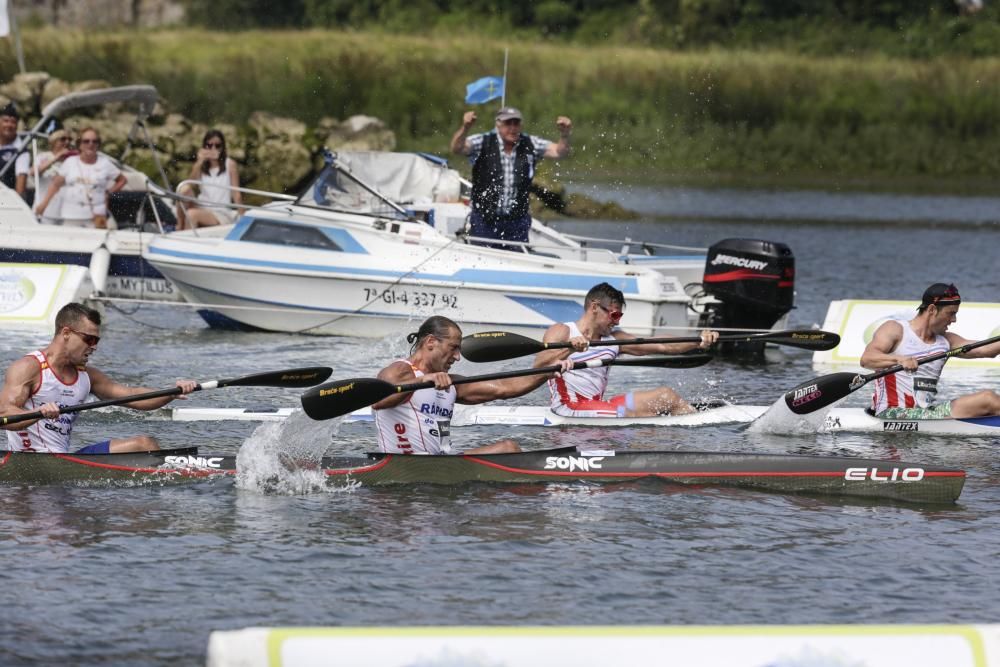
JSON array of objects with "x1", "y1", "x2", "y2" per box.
[{"x1": 0, "y1": 357, "x2": 57, "y2": 429}]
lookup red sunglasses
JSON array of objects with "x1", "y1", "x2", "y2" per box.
[{"x1": 597, "y1": 303, "x2": 623, "y2": 322}]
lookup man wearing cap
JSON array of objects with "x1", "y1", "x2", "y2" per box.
[
  {"x1": 451, "y1": 106, "x2": 572, "y2": 249},
  {"x1": 0, "y1": 102, "x2": 30, "y2": 197},
  {"x1": 861, "y1": 283, "x2": 1000, "y2": 419}
]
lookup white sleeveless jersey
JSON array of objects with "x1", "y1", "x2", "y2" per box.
[
  {"x1": 871, "y1": 321, "x2": 950, "y2": 413},
  {"x1": 373, "y1": 361, "x2": 456, "y2": 454},
  {"x1": 5, "y1": 351, "x2": 92, "y2": 453},
  {"x1": 548, "y1": 322, "x2": 620, "y2": 409}
]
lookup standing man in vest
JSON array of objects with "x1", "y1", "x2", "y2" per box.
[
  {"x1": 0, "y1": 302, "x2": 198, "y2": 453},
  {"x1": 860, "y1": 283, "x2": 1000, "y2": 419},
  {"x1": 0, "y1": 103, "x2": 30, "y2": 199},
  {"x1": 451, "y1": 106, "x2": 572, "y2": 249}
]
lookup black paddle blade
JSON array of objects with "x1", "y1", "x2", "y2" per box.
[
  {"x1": 783, "y1": 371, "x2": 865, "y2": 414},
  {"x1": 222, "y1": 367, "x2": 334, "y2": 388},
  {"x1": 767, "y1": 330, "x2": 841, "y2": 351},
  {"x1": 461, "y1": 331, "x2": 545, "y2": 362},
  {"x1": 301, "y1": 378, "x2": 395, "y2": 420}
]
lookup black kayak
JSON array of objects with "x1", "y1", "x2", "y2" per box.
[{"x1": 0, "y1": 446, "x2": 964, "y2": 504}]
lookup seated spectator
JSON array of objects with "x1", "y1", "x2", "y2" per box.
[
  {"x1": 32, "y1": 129, "x2": 76, "y2": 225},
  {"x1": 34, "y1": 127, "x2": 126, "y2": 228},
  {"x1": 176, "y1": 130, "x2": 243, "y2": 230}
]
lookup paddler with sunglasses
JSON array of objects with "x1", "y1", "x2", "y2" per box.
[
  {"x1": 860, "y1": 283, "x2": 1000, "y2": 419},
  {"x1": 534, "y1": 282, "x2": 719, "y2": 418},
  {"x1": 0, "y1": 303, "x2": 197, "y2": 453}
]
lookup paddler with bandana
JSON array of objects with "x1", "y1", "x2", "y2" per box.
[
  {"x1": 372, "y1": 316, "x2": 579, "y2": 455},
  {"x1": 861, "y1": 282, "x2": 1000, "y2": 419},
  {"x1": 0, "y1": 303, "x2": 198, "y2": 453}
]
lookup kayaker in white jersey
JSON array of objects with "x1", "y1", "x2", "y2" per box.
[
  {"x1": 534, "y1": 282, "x2": 719, "y2": 418},
  {"x1": 372, "y1": 316, "x2": 577, "y2": 455},
  {"x1": 0, "y1": 303, "x2": 197, "y2": 453},
  {"x1": 860, "y1": 282, "x2": 1000, "y2": 419}
]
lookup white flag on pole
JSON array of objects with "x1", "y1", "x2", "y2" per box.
[{"x1": 0, "y1": 0, "x2": 10, "y2": 38}]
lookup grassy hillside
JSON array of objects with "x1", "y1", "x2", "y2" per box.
[{"x1": 5, "y1": 29, "x2": 1000, "y2": 190}]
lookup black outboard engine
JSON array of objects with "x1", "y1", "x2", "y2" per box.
[{"x1": 698, "y1": 238, "x2": 795, "y2": 360}]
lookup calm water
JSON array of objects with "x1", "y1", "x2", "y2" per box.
[{"x1": 2, "y1": 197, "x2": 1000, "y2": 666}]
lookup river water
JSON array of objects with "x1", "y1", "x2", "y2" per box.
[{"x1": 1, "y1": 188, "x2": 999, "y2": 666}]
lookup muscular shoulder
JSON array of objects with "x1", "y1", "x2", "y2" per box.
[
  {"x1": 376, "y1": 360, "x2": 416, "y2": 383},
  {"x1": 542, "y1": 322, "x2": 571, "y2": 343},
  {"x1": 4, "y1": 355, "x2": 42, "y2": 386},
  {"x1": 869, "y1": 320, "x2": 904, "y2": 350}
]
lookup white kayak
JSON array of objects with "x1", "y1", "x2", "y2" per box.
[{"x1": 170, "y1": 405, "x2": 1000, "y2": 436}]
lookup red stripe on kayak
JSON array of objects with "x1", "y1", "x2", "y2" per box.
[
  {"x1": 324, "y1": 455, "x2": 393, "y2": 476},
  {"x1": 55, "y1": 454, "x2": 232, "y2": 477},
  {"x1": 464, "y1": 457, "x2": 964, "y2": 479}
]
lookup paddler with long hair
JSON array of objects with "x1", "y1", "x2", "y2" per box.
[
  {"x1": 372, "y1": 316, "x2": 579, "y2": 454},
  {"x1": 860, "y1": 282, "x2": 1000, "y2": 419},
  {"x1": 0, "y1": 302, "x2": 197, "y2": 453},
  {"x1": 533, "y1": 282, "x2": 719, "y2": 418}
]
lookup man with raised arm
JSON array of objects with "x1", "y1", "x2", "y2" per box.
[
  {"x1": 533, "y1": 282, "x2": 719, "y2": 418},
  {"x1": 372, "y1": 315, "x2": 577, "y2": 454},
  {"x1": 860, "y1": 282, "x2": 1000, "y2": 419},
  {"x1": 451, "y1": 106, "x2": 571, "y2": 249},
  {"x1": 0, "y1": 303, "x2": 197, "y2": 453}
]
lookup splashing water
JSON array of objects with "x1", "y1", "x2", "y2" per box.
[
  {"x1": 746, "y1": 396, "x2": 831, "y2": 435},
  {"x1": 235, "y1": 409, "x2": 358, "y2": 495}
]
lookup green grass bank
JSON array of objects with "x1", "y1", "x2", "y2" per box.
[{"x1": 5, "y1": 29, "x2": 1000, "y2": 191}]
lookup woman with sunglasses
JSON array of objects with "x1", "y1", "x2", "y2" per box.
[
  {"x1": 34, "y1": 127, "x2": 126, "y2": 228},
  {"x1": 535, "y1": 282, "x2": 719, "y2": 418},
  {"x1": 175, "y1": 129, "x2": 243, "y2": 230},
  {"x1": 0, "y1": 303, "x2": 197, "y2": 454},
  {"x1": 31, "y1": 129, "x2": 76, "y2": 224}
]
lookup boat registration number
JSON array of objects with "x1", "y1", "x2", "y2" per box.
[{"x1": 363, "y1": 288, "x2": 458, "y2": 308}]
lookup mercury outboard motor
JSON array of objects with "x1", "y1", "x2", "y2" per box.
[{"x1": 698, "y1": 238, "x2": 795, "y2": 360}]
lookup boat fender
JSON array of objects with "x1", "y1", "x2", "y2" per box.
[{"x1": 88, "y1": 244, "x2": 111, "y2": 295}]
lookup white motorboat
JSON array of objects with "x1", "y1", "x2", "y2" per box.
[
  {"x1": 145, "y1": 150, "x2": 797, "y2": 338},
  {"x1": 0, "y1": 85, "x2": 183, "y2": 302},
  {"x1": 171, "y1": 403, "x2": 1000, "y2": 436}
]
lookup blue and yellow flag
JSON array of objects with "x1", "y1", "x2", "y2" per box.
[{"x1": 465, "y1": 76, "x2": 505, "y2": 105}]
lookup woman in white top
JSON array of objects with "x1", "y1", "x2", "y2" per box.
[
  {"x1": 34, "y1": 127, "x2": 126, "y2": 228},
  {"x1": 176, "y1": 129, "x2": 243, "y2": 230},
  {"x1": 32, "y1": 129, "x2": 75, "y2": 225}
]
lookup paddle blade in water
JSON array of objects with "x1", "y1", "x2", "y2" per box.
[
  {"x1": 301, "y1": 378, "x2": 395, "y2": 420},
  {"x1": 461, "y1": 331, "x2": 545, "y2": 362}
]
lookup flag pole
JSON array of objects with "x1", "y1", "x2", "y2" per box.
[
  {"x1": 501, "y1": 48, "x2": 509, "y2": 107},
  {"x1": 4, "y1": 1, "x2": 26, "y2": 74}
]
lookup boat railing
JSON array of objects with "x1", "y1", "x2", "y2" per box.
[{"x1": 559, "y1": 232, "x2": 708, "y2": 257}]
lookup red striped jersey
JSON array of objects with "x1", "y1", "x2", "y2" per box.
[{"x1": 871, "y1": 322, "x2": 950, "y2": 413}]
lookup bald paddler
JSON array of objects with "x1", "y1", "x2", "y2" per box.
[
  {"x1": 372, "y1": 316, "x2": 578, "y2": 454},
  {"x1": 0, "y1": 303, "x2": 197, "y2": 453},
  {"x1": 861, "y1": 282, "x2": 1000, "y2": 419}
]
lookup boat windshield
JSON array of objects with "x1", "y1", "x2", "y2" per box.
[
  {"x1": 296, "y1": 152, "x2": 463, "y2": 218},
  {"x1": 297, "y1": 163, "x2": 396, "y2": 215}
]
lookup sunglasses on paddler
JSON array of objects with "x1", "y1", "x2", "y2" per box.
[
  {"x1": 596, "y1": 303, "x2": 623, "y2": 322},
  {"x1": 67, "y1": 328, "x2": 101, "y2": 346}
]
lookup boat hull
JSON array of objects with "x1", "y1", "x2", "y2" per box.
[{"x1": 0, "y1": 448, "x2": 965, "y2": 503}]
